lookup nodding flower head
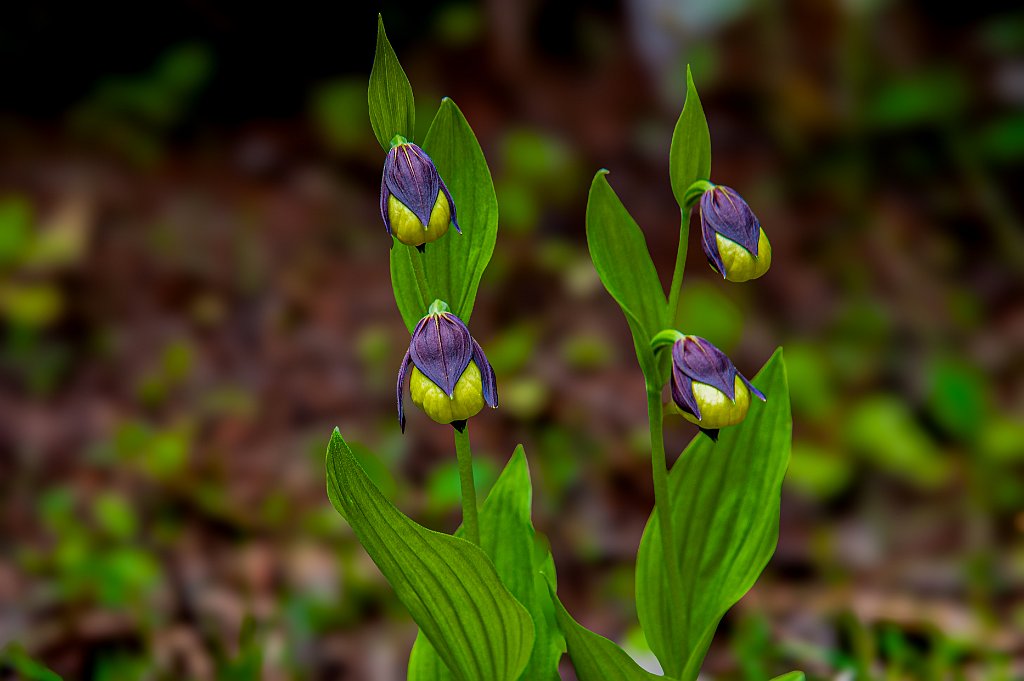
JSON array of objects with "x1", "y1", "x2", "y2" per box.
[
  {"x1": 655, "y1": 333, "x2": 766, "y2": 440},
  {"x1": 699, "y1": 185, "x2": 771, "y2": 282},
  {"x1": 397, "y1": 302, "x2": 497, "y2": 431},
  {"x1": 380, "y1": 141, "x2": 460, "y2": 248}
]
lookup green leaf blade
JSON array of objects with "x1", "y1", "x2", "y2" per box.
[
  {"x1": 390, "y1": 98, "x2": 498, "y2": 330},
  {"x1": 669, "y1": 66, "x2": 711, "y2": 211},
  {"x1": 771, "y1": 672, "x2": 806, "y2": 681},
  {"x1": 409, "y1": 446, "x2": 563, "y2": 681},
  {"x1": 636, "y1": 349, "x2": 792, "y2": 681},
  {"x1": 585, "y1": 171, "x2": 668, "y2": 384},
  {"x1": 325, "y1": 430, "x2": 534, "y2": 681},
  {"x1": 368, "y1": 15, "x2": 416, "y2": 150},
  {"x1": 551, "y1": 589, "x2": 672, "y2": 681}
]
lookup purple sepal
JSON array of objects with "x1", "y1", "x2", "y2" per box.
[
  {"x1": 383, "y1": 143, "x2": 443, "y2": 228},
  {"x1": 699, "y1": 186, "x2": 760, "y2": 274},
  {"x1": 439, "y1": 180, "x2": 461, "y2": 234},
  {"x1": 700, "y1": 428, "x2": 720, "y2": 442},
  {"x1": 409, "y1": 312, "x2": 473, "y2": 397},
  {"x1": 740, "y1": 373, "x2": 767, "y2": 402},
  {"x1": 397, "y1": 348, "x2": 412, "y2": 432},
  {"x1": 380, "y1": 165, "x2": 392, "y2": 236},
  {"x1": 472, "y1": 338, "x2": 498, "y2": 408},
  {"x1": 672, "y1": 336, "x2": 737, "y2": 400},
  {"x1": 670, "y1": 369, "x2": 701, "y2": 421}
]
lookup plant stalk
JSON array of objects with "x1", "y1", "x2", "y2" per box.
[
  {"x1": 667, "y1": 209, "x2": 690, "y2": 327},
  {"x1": 454, "y1": 425, "x2": 481, "y2": 546},
  {"x1": 647, "y1": 389, "x2": 682, "y2": 602}
]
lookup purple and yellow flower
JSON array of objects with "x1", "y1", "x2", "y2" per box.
[
  {"x1": 397, "y1": 304, "x2": 497, "y2": 431},
  {"x1": 380, "y1": 141, "x2": 460, "y2": 248},
  {"x1": 654, "y1": 333, "x2": 766, "y2": 439},
  {"x1": 699, "y1": 185, "x2": 771, "y2": 282}
]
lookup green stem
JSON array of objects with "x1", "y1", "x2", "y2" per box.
[
  {"x1": 409, "y1": 249, "x2": 432, "y2": 311},
  {"x1": 454, "y1": 425, "x2": 481, "y2": 546},
  {"x1": 666, "y1": 209, "x2": 690, "y2": 327},
  {"x1": 647, "y1": 389, "x2": 681, "y2": 604}
]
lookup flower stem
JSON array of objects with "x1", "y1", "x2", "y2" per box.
[
  {"x1": 409, "y1": 249, "x2": 432, "y2": 311},
  {"x1": 647, "y1": 389, "x2": 681, "y2": 600},
  {"x1": 454, "y1": 425, "x2": 481, "y2": 546},
  {"x1": 667, "y1": 209, "x2": 690, "y2": 327}
]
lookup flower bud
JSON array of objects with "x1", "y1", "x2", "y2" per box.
[
  {"x1": 380, "y1": 142, "x2": 461, "y2": 248},
  {"x1": 699, "y1": 185, "x2": 771, "y2": 282},
  {"x1": 668, "y1": 335, "x2": 765, "y2": 439},
  {"x1": 397, "y1": 304, "x2": 497, "y2": 431}
]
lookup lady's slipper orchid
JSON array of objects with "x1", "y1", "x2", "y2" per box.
[
  {"x1": 380, "y1": 141, "x2": 460, "y2": 248},
  {"x1": 699, "y1": 185, "x2": 771, "y2": 282},
  {"x1": 653, "y1": 332, "x2": 766, "y2": 439},
  {"x1": 397, "y1": 303, "x2": 497, "y2": 431}
]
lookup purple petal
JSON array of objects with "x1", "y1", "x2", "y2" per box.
[
  {"x1": 410, "y1": 313, "x2": 473, "y2": 397},
  {"x1": 440, "y1": 179, "x2": 461, "y2": 234},
  {"x1": 670, "y1": 368, "x2": 701, "y2": 421},
  {"x1": 700, "y1": 186, "x2": 760, "y2": 256},
  {"x1": 397, "y1": 348, "x2": 412, "y2": 432},
  {"x1": 674, "y1": 337, "x2": 737, "y2": 400},
  {"x1": 384, "y1": 144, "x2": 442, "y2": 228},
  {"x1": 472, "y1": 339, "x2": 498, "y2": 408}
]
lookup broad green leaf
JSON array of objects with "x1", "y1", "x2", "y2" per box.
[
  {"x1": 325, "y1": 430, "x2": 533, "y2": 681},
  {"x1": 551, "y1": 588, "x2": 673, "y2": 681},
  {"x1": 409, "y1": 446, "x2": 563, "y2": 681},
  {"x1": 368, "y1": 15, "x2": 416, "y2": 150},
  {"x1": 771, "y1": 673, "x2": 806, "y2": 681},
  {"x1": 585, "y1": 171, "x2": 668, "y2": 385},
  {"x1": 669, "y1": 66, "x2": 711, "y2": 211},
  {"x1": 636, "y1": 349, "x2": 792, "y2": 681},
  {"x1": 391, "y1": 98, "x2": 498, "y2": 330}
]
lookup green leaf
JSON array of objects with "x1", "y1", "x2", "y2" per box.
[
  {"x1": 390, "y1": 98, "x2": 498, "y2": 330},
  {"x1": 368, "y1": 15, "x2": 416, "y2": 150},
  {"x1": 409, "y1": 446, "x2": 563, "y2": 681},
  {"x1": 325, "y1": 430, "x2": 534, "y2": 681},
  {"x1": 551, "y1": 588, "x2": 673, "y2": 681},
  {"x1": 585, "y1": 171, "x2": 668, "y2": 385},
  {"x1": 669, "y1": 66, "x2": 711, "y2": 211},
  {"x1": 771, "y1": 673, "x2": 805, "y2": 681},
  {"x1": 636, "y1": 349, "x2": 792, "y2": 681}
]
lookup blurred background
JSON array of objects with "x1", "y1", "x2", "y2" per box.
[{"x1": 1, "y1": 1, "x2": 1022, "y2": 679}]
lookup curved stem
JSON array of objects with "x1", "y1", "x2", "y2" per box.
[
  {"x1": 647, "y1": 389, "x2": 681, "y2": 601},
  {"x1": 409, "y1": 249, "x2": 432, "y2": 311},
  {"x1": 667, "y1": 208, "x2": 690, "y2": 326},
  {"x1": 454, "y1": 425, "x2": 481, "y2": 546}
]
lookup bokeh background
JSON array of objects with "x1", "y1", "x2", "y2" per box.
[{"x1": 1, "y1": 1, "x2": 1022, "y2": 679}]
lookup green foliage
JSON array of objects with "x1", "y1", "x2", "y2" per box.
[
  {"x1": 585, "y1": 171, "x2": 668, "y2": 385},
  {"x1": 368, "y1": 15, "x2": 416, "y2": 149},
  {"x1": 844, "y1": 395, "x2": 950, "y2": 489},
  {"x1": 551, "y1": 590, "x2": 669, "y2": 681},
  {"x1": 669, "y1": 66, "x2": 712, "y2": 211},
  {"x1": 22, "y1": 488, "x2": 161, "y2": 610},
  {"x1": 69, "y1": 44, "x2": 211, "y2": 164},
  {"x1": 0, "y1": 196, "x2": 32, "y2": 266},
  {"x1": 325, "y1": 430, "x2": 534, "y2": 681},
  {"x1": 635, "y1": 350, "x2": 792, "y2": 680},
  {"x1": 0, "y1": 644, "x2": 63, "y2": 680},
  {"x1": 390, "y1": 98, "x2": 499, "y2": 329},
  {"x1": 409, "y1": 447, "x2": 563, "y2": 680}
]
